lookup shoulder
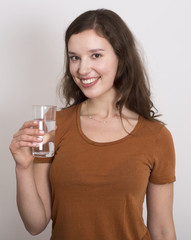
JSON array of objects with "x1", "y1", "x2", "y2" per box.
[
  {"x1": 56, "y1": 104, "x2": 79, "y2": 126},
  {"x1": 57, "y1": 104, "x2": 78, "y2": 118},
  {"x1": 55, "y1": 104, "x2": 79, "y2": 140},
  {"x1": 140, "y1": 117, "x2": 172, "y2": 138}
]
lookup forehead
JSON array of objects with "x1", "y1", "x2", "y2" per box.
[{"x1": 68, "y1": 29, "x2": 112, "y2": 52}]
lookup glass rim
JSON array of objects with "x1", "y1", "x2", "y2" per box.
[{"x1": 32, "y1": 105, "x2": 57, "y2": 108}]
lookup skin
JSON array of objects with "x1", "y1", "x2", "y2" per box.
[
  {"x1": 9, "y1": 29, "x2": 176, "y2": 239},
  {"x1": 9, "y1": 121, "x2": 51, "y2": 234},
  {"x1": 147, "y1": 182, "x2": 176, "y2": 239},
  {"x1": 68, "y1": 29, "x2": 119, "y2": 100}
]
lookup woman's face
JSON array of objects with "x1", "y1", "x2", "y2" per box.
[{"x1": 68, "y1": 29, "x2": 119, "y2": 99}]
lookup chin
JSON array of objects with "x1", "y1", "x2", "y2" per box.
[
  {"x1": 82, "y1": 93, "x2": 100, "y2": 99},
  {"x1": 79, "y1": 89, "x2": 101, "y2": 99}
]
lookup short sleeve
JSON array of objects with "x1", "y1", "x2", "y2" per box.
[
  {"x1": 149, "y1": 126, "x2": 176, "y2": 184},
  {"x1": 34, "y1": 156, "x2": 54, "y2": 163}
]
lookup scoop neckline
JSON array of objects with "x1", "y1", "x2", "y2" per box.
[{"x1": 76, "y1": 102, "x2": 143, "y2": 146}]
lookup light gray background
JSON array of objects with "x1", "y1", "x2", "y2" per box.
[{"x1": 0, "y1": 0, "x2": 190, "y2": 239}]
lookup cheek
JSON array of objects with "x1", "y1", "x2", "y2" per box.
[
  {"x1": 110, "y1": 57, "x2": 119, "y2": 73},
  {"x1": 69, "y1": 63, "x2": 74, "y2": 75},
  {"x1": 99, "y1": 62, "x2": 118, "y2": 80},
  {"x1": 69, "y1": 61, "x2": 79, "y2": 76},
  {"x1": 98, "y1": 57, "x2": 118, "y2": 75},
  {"x1": 69, "y1": 64, "x2": 79, "y2": 85},
  {"x1": 94, "y1": 61, "x2": 110, "y2": 74}
]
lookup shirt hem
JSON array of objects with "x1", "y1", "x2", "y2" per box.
[
  {"x1": 149, "y1": 176, "x2": 176, "y2": 184},
  {"x1": 34, "y1": 157, "x2": 53, "y2": 163}
]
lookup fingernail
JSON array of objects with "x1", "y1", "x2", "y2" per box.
[{"x1": 39, "y1": 130, "x2": 44, "y2": 134}]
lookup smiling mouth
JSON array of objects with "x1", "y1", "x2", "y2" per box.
[
  {"x1": 80, "y1": 77, "x2": 100, "y2": 87},
  {"x1": 81, "y1": 77, "x2": 99, "y2": 84}
]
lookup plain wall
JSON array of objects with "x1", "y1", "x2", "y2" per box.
[{"x1": 0, "y1": 0, "x2": 191, "y2": 239}]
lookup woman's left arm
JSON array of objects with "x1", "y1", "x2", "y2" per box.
[{"x1": 146, "y1": 182, "x2": 176, "y2": 240}]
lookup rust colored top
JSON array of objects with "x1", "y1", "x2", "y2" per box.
[{"x1": 34, "y1": 103, "x2": 176, "y2": 240}]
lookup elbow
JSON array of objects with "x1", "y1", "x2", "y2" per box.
[
  {"x1": 29, "y1": 231, "x2": 40, "y2": 236},
  {"x1": 148, "y1": 226, "x2": 176, "y2": 240},
  {"x1": 26, "y1": 227, "x2": 44, "y2": 236},
  {"x1": 25, "y1": 221, "x2": 49, "y2": 236}
]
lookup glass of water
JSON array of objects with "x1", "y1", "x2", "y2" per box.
[{"x1": 32, "y1": 105, "x2": 56, "y2": 158}]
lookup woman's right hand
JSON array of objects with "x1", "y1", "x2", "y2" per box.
[{"x1": 9, "y1": 120, "x2": 45, "y2": 169}]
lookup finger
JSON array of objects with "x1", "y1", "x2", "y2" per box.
[
  {"x1": 13, "y1": 128, "x2": 45, "y2": 138},
  {"x1": 14, "y1": 140, "x2": 38, "y2": 149},
  {"x1": 19, "y1": 120, "x2": 39, "y2": 130},
  {"x1": 10, "y1": 134, "x2": 43, "y2": 148},
  {"x1": 17, "y1": 134, "x2": 44, "y2": 143},
  {"x1": 9, "y1": 139, "x2": 37, "y2": 153},
  {"x1": 42, "y1": 130, "x2": 55, "y2": 144}
]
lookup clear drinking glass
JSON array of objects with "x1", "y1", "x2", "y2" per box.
[{"x1": 32, "y1": 105, "x2": 56, "y2": 158}]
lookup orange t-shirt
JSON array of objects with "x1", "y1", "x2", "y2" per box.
[{"x1": 34, "y1": 103, "x2": 176, "y2": 240}]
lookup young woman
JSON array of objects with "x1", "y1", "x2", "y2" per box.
[{"x1": 9, "y1": 9, "x2": 176, "y2": 240}]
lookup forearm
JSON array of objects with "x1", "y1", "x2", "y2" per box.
[
  {"x1": 147, "y1": 182, "x2": 176, "y2": 240},
  {"x1": 149, "y1": 233, "x2": 176, "y2": 240},
  {"x1": 148, "y1": 223, "x2": 176, "y2": 240},
  {"x1": 16, "y1": 165, "x2": 49, "y2": 235}
]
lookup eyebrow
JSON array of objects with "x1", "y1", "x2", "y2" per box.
[{"x1": 68, "y1": 48, "x2": 105, "y2": 55}]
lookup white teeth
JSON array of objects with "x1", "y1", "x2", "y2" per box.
[{"x1": 81, "y1": 78, "x2": 98, "y2": 84}]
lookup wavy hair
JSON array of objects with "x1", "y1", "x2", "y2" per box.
[{"x1": 59, "y1": 9, "x2": 162, "y2": 122}]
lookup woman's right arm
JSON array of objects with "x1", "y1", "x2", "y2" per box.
[{"x1": 9, "y1": 121, "x2": 52, "y2": 235}]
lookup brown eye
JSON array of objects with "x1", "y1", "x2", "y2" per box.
[
  {"x1": 70, "y1": 56, "x2": 80, "y2": 61},
  {"x1": 92, "y1": 53, "x2": 101, "y2": 59}
]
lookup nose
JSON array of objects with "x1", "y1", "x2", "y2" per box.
[{"x1": 78, "y1": 58, "x2": 91, "y2": 75}]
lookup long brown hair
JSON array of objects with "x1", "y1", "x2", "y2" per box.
[{"x1": 59, "y1": 9, "x2": 162, "y2": 122}]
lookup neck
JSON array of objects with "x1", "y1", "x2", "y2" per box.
[{"x1": 86, "y1": 92, "x2": 120, "y2": 119}]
